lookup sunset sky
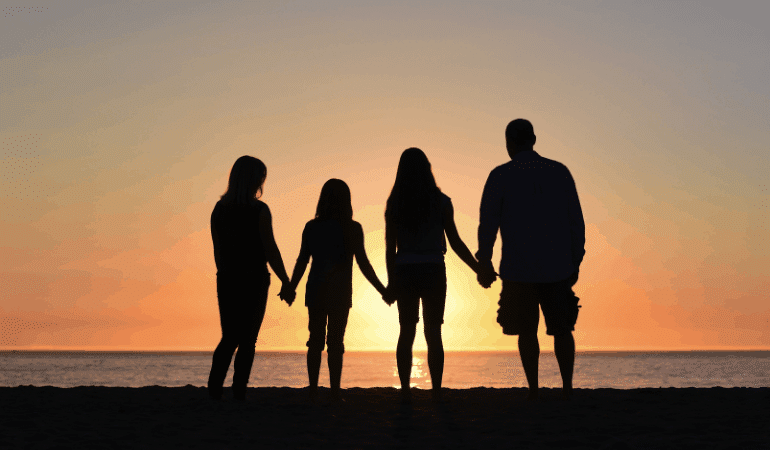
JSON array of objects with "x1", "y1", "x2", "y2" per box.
[{"x1": 2, "y1": 1, "x2": 768, "y2": 351}]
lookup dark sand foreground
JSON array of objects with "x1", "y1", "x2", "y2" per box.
[{"x1": 1, "y1": 386, "x2": 768, "y2": 449}]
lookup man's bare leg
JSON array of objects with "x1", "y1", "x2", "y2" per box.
[
  {"x1": 307, "y1": 349, "x2": 322, "y2": 402},
  {"x1": 518, "y1": 332, "x2": 540, "y2": 400},
  {"x1": 553, "y1": 332, "x2": 575, "y2": 399}
]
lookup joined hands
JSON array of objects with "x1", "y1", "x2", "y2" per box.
[
  {"x1": 279, "y1": 284, "x2": 296, "y2": 306},
  {"x1": 477, "y1": 261, "x2": 498, "y2": 289},
  {"x1": 381, "y1": 286, "x2": 396, "y2": 306}
]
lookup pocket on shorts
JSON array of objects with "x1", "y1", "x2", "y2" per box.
[{"x1": 566, "y1": 283, "x2": 581, "y2": 327}]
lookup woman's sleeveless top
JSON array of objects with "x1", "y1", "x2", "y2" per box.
[
  {"x1": 211, "y1": 200, "x2": 268, "y2": 275},
  {"x1": 395, "y1": 193, "x2": 450, "y2": 265}
]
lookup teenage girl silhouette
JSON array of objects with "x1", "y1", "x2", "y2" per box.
[
  {"x1": 208, "y1": 156, "x2": 292, "y2": 401},
  {"x1": 385, "y1": 148, "x2": 481, "y2": 403},
  {"x1": 287, "y1": 179, "x2": 387, "y2": 402}
]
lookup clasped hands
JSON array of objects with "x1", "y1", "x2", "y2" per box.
[
  {"x1": 278, "y1": 284, "x2": 296, "y2": 306},
  {"x1": 476, "y1": 260, "x2": 498, "y2": 289},
  {"x1": 381, "y1": 286, "x2": 396, "y2": 306}
]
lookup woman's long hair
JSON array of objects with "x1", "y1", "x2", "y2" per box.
[
  {"x1": 220, "y1": 156, "x2": 267, "y2": 205},
  {"x1": 385, "y1": 148, "x2": 442, "y2": 236}
]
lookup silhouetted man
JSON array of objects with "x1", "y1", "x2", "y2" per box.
[{"x1": 476, "y1": 119, "x2": 585, "y2": 400}]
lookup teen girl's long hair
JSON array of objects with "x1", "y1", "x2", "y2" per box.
[
  {"x1": 385, "y1": 148, "x2": 442, "y2": 237},
  {"x1": 315, "y1": 178, "x2": 355, "y2": 254},
  {"x1": 315, "y1": 178, "x2": 353, "y2": 223},
  {"x1": 220, "y1": 156, "x2": 267, "y2": 205}
]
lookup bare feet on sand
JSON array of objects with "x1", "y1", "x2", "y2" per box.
[
  {"x1": 308, "y1": 386, "x2": 319, "y2": 404},
  {"x1": 208, "y1": 388, "x2": 222, "y2": 401},
  {"x1": 400, "y1": 388, "x2": 412, "y2": 405},
  {"x1": 233, "y1": 388, "x2": 246, "y2": 401},
  {"x1": 330, "y1": 389, "x2": 345, "y2": 404}
]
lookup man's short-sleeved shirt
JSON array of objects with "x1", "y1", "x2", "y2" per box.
[{"x1": 476, "y1": 150, "x2": 585, "y2": 283}]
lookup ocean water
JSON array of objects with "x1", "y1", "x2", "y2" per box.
[{"x1": 1, "y1": 351, "x2": 769, "y2": 389}]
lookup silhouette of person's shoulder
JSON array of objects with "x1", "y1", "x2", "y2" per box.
[
  {"x1": 488, "y1": 159, "x2": 519, "y2": 180},
  {"x1": 212, "y1": 200, "x2": 266, "y2": 231},
  {"x1": 539, "y1": 155, "x2": 569, "y2": 172},
  {"x1": 306, "y1": 219, "x2": 362, "y2": 240},
  {"x1": 215, "y1": 198, "x2": 266, "y2": 211},
  {"x1": 343, "y1": 220, "x2": 364, "y2": 242},
  {"x1": 538, "y1": 157, "x2": 576, "y2": 186},
  {"x1": 250, "y1": 199, "x2": 267, "y2": 212},
  {"x1": 492, "y1": 153, "x2": 569, "y2": 175}
]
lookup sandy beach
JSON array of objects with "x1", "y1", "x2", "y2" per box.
[{"x1": 1, "y1": 386, "x2": 768, "y2": 449}]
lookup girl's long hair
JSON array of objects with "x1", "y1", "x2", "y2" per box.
[
  {"x1": 315, "y1": 178, "x2": 354, "y2": 255},
  {"x1": 385, "y1": 148, "x2": 442, "y2": 235},
  {"x1": 315, "y1": 178, "x2": 353, "y2": 223},
  {"x1": 220, "y1": 156, "x2": 267, "y2": 205}
]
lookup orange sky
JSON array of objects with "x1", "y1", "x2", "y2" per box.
[{"x1": 1, "y1": 1, "x2": 769, "y2": 351}]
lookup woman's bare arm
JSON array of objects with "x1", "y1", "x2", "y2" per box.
[
  {"x1": 385, "y1": 217, "x2": 397, "y2": 287},
  {"x1": 259, "y1": 205, "x2": 290, "y2": 285},
  {"x1": 210, "y1": 210, "x2": 221, "y2": 270},
  {"x1": 443, "y1": 200, "x2": 480, "y2": 274},
  {"x1": 353, "y1": 223, "x2": 386, "y2": 295}
]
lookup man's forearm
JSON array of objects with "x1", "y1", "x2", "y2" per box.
[
  {"x1": 476, "y1": 225, "x2": 497, "y2": 264},
  {"x1": 477, "y1": 173, "x2": 501, "y2": 265}
]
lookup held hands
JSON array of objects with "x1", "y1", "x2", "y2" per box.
[
  {"x1": 381, "y1": 285, "x2": 396, "y2": 306},
  {"x1": 477, "y1": 261, "x2": 497, "y2": 289},
  {"x1": 278, "y1": 283, "x2": 296, "y2": 306}
]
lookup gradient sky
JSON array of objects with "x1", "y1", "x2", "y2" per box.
[{"x1": 2, "y1": 1, "x2": 769, "y2": 351}]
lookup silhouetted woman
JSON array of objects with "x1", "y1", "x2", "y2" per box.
[
  {"x1": 385, "y1": 148, "x2": 480, "y2": 403},
  {"x1": 208, "y1": 155, "x2": 292, "y2": 401},
  {"x1": 287, "y1": 179, "x2": 387, "y2": 402}
]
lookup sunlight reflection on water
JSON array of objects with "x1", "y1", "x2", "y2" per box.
[{"x1": 390, "y1": 355, "x2": 428, "y2": 389}]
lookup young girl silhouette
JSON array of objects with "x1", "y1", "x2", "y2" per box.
[
  {"x1": 287, "y1": 179, "x2": 387, "y2": 402},
  {"x1": 209, "y1": 156, "x2": 292, "y2": 401},
  {"x1": 385, "y1": 148, "x2": 481, "y2": 403}
]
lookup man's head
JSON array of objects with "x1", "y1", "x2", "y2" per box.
[{"x1": 505, "y1": 119, "x2": 536, "y2": 158}]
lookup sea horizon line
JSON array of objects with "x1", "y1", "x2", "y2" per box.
[{"x1": 2, "y1": 348, "x2": 770, "y2": 355}]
